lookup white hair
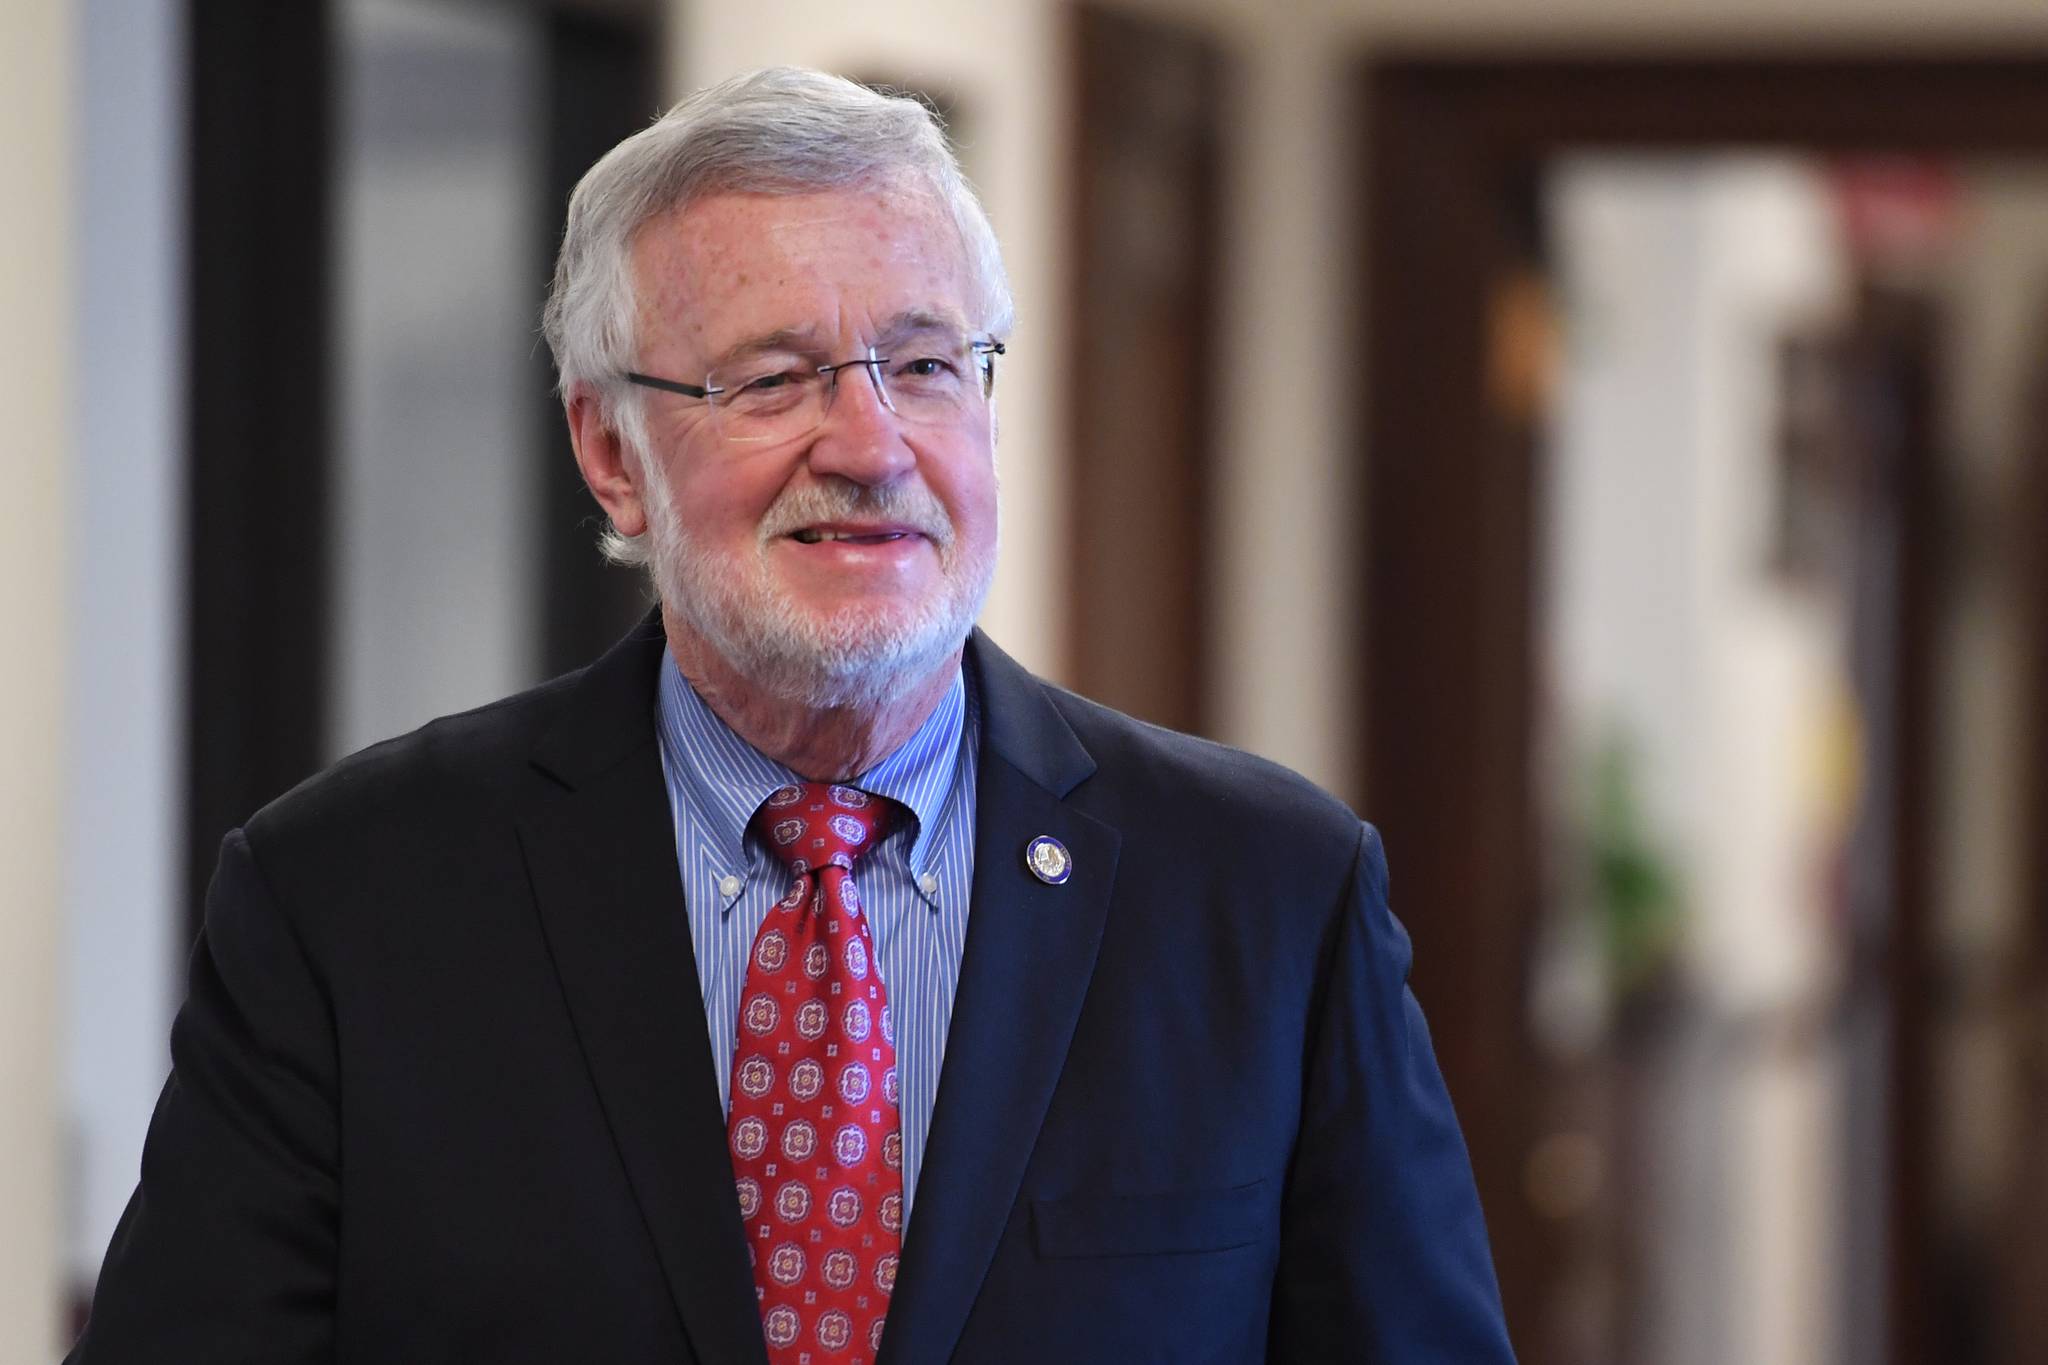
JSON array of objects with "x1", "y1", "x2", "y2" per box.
[{"x1": 540, "y1": 66, "x2": 1014, "y2": 568}]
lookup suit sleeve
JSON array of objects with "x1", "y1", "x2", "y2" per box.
[
  {"x1": 1267, "y1": 824, "x2": 1518, "y2": 1363},
  {"x1": 69, "y1": 828, "x2": 339, "y2": 1363}
]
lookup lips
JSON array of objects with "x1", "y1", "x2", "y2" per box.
[{"x1": 787, "y1": 526, "x2": 920, "y2": 546}]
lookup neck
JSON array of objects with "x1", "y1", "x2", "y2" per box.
[{"x1": 664, "y1": 611, "x2": 958, "y2": 781}]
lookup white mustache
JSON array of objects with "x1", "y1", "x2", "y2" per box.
[{"x1": 757, "y1": 481, "x2": 955, "y2": 549}]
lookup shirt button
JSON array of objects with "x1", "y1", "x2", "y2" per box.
[
  {"x1": 918, "y1": 872, "x2": 939, "y2": 897},
  {"x1": 718, "y1": 874, "x2": 743, "y2": 899}
]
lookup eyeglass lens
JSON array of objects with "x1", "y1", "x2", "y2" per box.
[{"x1": 707, "y1": 330, "x2": 996, "y2": 442}]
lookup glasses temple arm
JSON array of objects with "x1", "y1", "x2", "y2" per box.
[{"x1": 623, "y1": 371, "x2": 716, "y2": 399}]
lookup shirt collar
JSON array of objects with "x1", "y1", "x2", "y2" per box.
[{"x1": 654, "y1": 650, "x2": 969, "y2": 886}]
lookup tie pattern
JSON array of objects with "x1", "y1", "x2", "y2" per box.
[{"x1": 732, "y1": 783, "x2": 904, "y2": 1363}]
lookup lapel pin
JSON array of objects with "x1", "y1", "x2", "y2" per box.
[{"x1": 1024, "y1": 835, "x2": 1072, "y2": 885}]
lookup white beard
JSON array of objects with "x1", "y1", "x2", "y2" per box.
[{"x1": 640, "y1": 464, "x2": 996, "y2": 711}]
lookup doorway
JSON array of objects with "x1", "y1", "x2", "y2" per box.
[{"x1": 1357, "y1": 56, "x2": 2048, "y2": 1365}]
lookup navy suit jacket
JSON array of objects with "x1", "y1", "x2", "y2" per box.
[{"x1": 72, "y1": 617, "x2": 1514, "y2": 1363}]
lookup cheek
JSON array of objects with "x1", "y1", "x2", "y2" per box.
[
  {"x1": 961, "y1": 469, "x2": 999, "y2": 537},
  {"x1": 951, "y1": 444, "x2": 1000, "y2": 536},
  {"x1": 668, "y1": 453, "x2": 788, "y2": 541}
]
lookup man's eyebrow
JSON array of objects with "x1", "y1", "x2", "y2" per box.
[
  {"x1": 707, "y1": 310, "x2": 974, "y2": 369},
  {"x1": 874, "y1": 308, "x2": 968, "y2": 342},
  {"x1": 708, "y1": 327, "x2": 823, "y2": 370}
]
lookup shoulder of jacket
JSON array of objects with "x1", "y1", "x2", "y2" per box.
[
  {"x1": 1035, "y1": 680, "x2": 1366, "y2": 866},
  {"x1": 242, "y1": 664, "x2": 590, "y2": 853}
]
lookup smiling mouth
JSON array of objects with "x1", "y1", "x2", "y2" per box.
[{"x1": 789, "y1": 529, "x2": 915, "y2": 545}]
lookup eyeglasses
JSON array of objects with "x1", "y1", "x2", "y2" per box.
[{"x1": 622, "y1": 328, "x2": 1005, "y2": 444}]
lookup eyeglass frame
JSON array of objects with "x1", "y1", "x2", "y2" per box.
[{"x1": 620, "y1": 337, "x2": 1007, "y2": 413}]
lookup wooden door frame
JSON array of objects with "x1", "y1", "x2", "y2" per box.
[
  {"x1": 1065, "y1": 3, "x2": 1225, "y2": 735},
  {"x1": 184, "y1": 0, "x2": 336, "y2": 942},
  {"x1": 183, "y1": 0, "x2": 663, "y2": 945},
  {"x1": 1355, "y1": 53, "x2": 2048, "y2": 1365}
]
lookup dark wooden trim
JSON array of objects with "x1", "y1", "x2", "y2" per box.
[
  {"x1": 1366, "y1": 53, "x2": 2048, "y2": 154},
  {"x1": 1853, "y1": 287, "x2": 1945, "y2": 1365},
  {"x1": 1356, "y1": 56, "x2": 1544, "y2": 1343},
  {"x1": 1356, "y1": 51, "x2": 2048, "y2": 1365},
  {"x1": 536, "y1": 3, "x2": 665, "y2": 678},
  {"x1": 183, "y1": 0, "x2": 668, "y2": 937},
  {"x1": 184, "y1": 0, "x2": 335, "y2": 941},
  {"x1": 2008, "y1": 299, "x2": 2048, "y2": 1365},
  {"x1": 1064, "y1": 3, "x2": 1225, "y2": 736}
]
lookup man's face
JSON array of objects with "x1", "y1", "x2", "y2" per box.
[{"x1": 625, "y1": 183, "x2": 1000, "y2": 708}]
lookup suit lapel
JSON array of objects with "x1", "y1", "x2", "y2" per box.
[
  {"x1": 879, "y1": 635, "x2": 1121, "y2": 1365},
  {"x1": 516, "y1": 622, "x2": 1115, "y2": 1365},
  {"x1": 520, "y1": 617, "x2": 769, "y2": 1365}
]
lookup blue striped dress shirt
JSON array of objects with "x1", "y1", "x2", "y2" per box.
[{"x1": 651, "y1": 652, "x2": 979, "y2": 1228}]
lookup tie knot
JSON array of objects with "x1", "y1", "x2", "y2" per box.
[{"x1": 751, "y1": 782, "x2": 897, "y2": 877}]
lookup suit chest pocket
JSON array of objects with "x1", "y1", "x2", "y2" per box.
[{"x1": 1032, "y1": 1179, "x2": 1268, "y2": 1258}]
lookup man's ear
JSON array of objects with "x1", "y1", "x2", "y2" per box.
[{"x1": 566, "y1": 388, "x2": 648, "y2": 540}]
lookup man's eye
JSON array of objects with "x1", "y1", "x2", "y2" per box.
[
  {"x1": 739, "y1": 370, "x2": 799, "y2": 392},
  {"x1": 900, "y1": 356, "x2": 957, "y2": 378}
]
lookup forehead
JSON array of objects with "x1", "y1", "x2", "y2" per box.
[{"x1": 631, "y1": 184, "x2": 975, "y2": 361}]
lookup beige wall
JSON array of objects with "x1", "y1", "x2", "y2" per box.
[{"x1": 0, "y1": 0, "x2": 70, "y2": 1356}]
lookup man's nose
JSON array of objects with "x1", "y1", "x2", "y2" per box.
[{"x1": 808, "y1": 362, "x2": 916, "y2": 484}]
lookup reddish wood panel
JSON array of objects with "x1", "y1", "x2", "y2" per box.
[{"x1": 1067, "y1": 4, "x2": 1225, "y2": 735}]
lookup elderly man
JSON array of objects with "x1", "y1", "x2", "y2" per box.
[{"x1": 73, "y1": 68, "x2": 1514, "y2": 1364}]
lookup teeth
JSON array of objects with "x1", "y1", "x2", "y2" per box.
[{"x1": 793, "y1": 529, "x2": 902, "y2": 544}]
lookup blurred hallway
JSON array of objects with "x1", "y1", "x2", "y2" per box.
[{"x1": 12, "y1": 2, "x2": 2048, "y2": 1360}]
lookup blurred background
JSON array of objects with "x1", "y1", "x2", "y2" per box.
[{"x1": 5, "y1": 0, "x2": 2046, "y2": 1361}]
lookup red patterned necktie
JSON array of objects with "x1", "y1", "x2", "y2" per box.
[{"x1": 730, "y1": 782, "x2": 905, "y2": 1363}]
